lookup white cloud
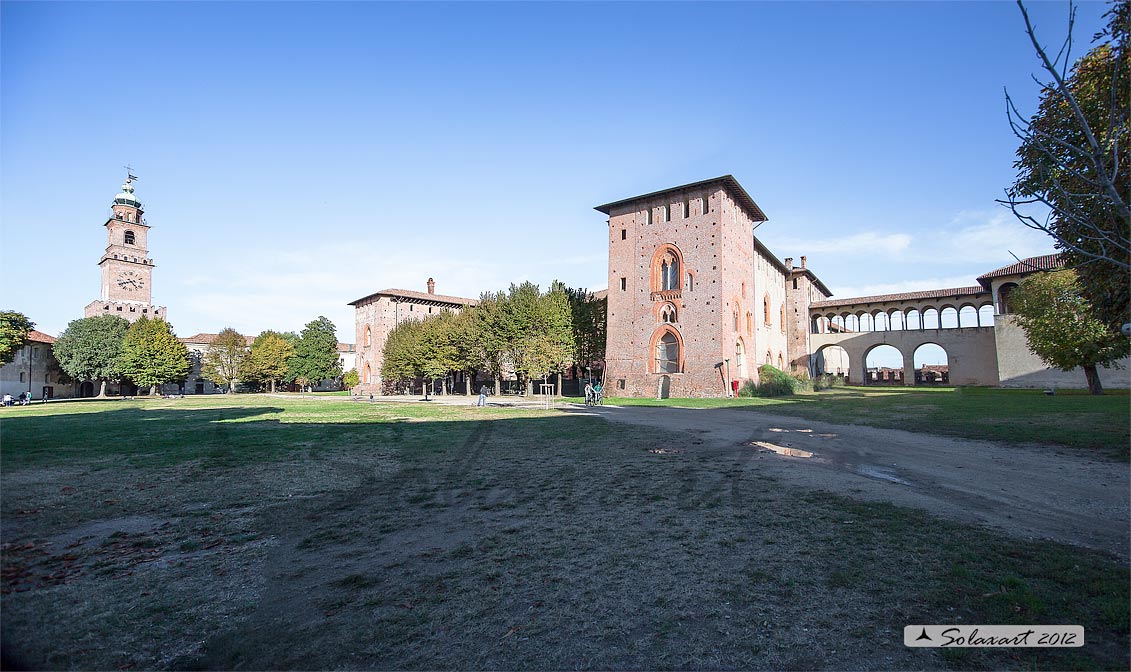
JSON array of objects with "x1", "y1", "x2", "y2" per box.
[
  {"x1": 773, "y1": 231, "x2": 913, "y2": 255},
  {"x1": 938, "y1": 209, "x2": 1055, "y2": 264}
]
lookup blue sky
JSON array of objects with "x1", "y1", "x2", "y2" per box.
[{"x1": 0, "y1": 1, "x2": 1110, "y2": 349}]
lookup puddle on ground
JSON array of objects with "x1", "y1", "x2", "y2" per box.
[
  {"x1": 649, "y1": 448, "x2": 683, "y2": 455},
  {"x1": 750, "y1": 442, "x2": 814, "y2": 459},
  {"x1": 855, "y1": 464, "x2": 912, "y2": 486}
]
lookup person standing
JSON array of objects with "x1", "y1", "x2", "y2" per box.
[
  {"x1": 584, "y1": 381, "x2": 594, "y2": 406},
  {"x1": 3, "y1": 393, "x2": 11, "y2": 407},
  {"x1": 477, "y1": 384, "x2": 490, "y2": 407}
]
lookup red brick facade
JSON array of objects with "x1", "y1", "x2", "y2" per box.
[{"x1": 598, "y1": 176, "x2": 817, "y2": 397}]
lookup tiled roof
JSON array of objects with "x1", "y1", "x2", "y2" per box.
[
  {"x1": 811, "y1": 286, "x2": 987, "y2": 309},
  {"x1": 179, "y1": 333, "x2": 256, "y2": 346},
  {"x1": 28, "y1": 330, "x2": 55, "y2": 344},
  {"x1": 591, "y1": 289, "x2": 608, "y2": 301},
  {"x1": 976, "y1": 253, "x2": 1065, "y2": 287},
  {"x1": 338, "y1": 342, "x2": 355, "y2": 352},
  {"x1": 348, "y1": 288, "x2": 479, "y2": 307}
]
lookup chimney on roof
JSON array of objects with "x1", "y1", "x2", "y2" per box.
[
  {"x1": 427, "y1": 277, "x2": 435, "y2": 294},
  {"x1": 800, "y1": 256, "x2": 807, "y2": 269},
  {"x1": 784, "y1": 257, "x2": 793, "y2": 269}
]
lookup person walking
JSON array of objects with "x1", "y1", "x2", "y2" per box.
[
  {"x1": 593, "y1": 381, "x2": 603, "y2": 405},
  {"x1": 24, "y1": 391, "x2": 32, "y2": 405},
  {"x1": 584, "y1": 381, "x2": 594, "y2": 406},
  {"x1": 477, "y1": 384, "x2": 490, "y2": 407}
]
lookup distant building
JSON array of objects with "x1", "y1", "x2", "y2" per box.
[
  {"x1": 349, "y1": 278, "x2": 477, "y2": 395},
  {"x1": 0, "y1": 331, "x2": 67, "y2": 400}
]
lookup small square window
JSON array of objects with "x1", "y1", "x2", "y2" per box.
[
  {"x1": 620, "y1": 278, "x2": 627, "y2": 291},
  {"x1": 621, "y1": 229, "x2": 626, "y2": 240}
]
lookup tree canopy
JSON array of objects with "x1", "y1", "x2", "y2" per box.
[
  {"x1": 290, "y1": 317, "x2": 342, "y2": 386},
  {"x1": 52, "y1": 315, "x2": 131, "y2": 397},
  {"x1": 201, "y1": 328, "x2": 248, "y2": 393},
  {"x1": 118, "y1": 317, "x2": 190, "y2": 393},
  {"x1": 1005, "y1": 0, "x2": 1130, "y2": 330},
  {"x1": 245, "y1": 330, "x2": 295, "y2": 392},
  {"x1": 0, "y1": 311, "x2": 35, "y2": 366},
  {"x1": 1010, "y1": 269, "x2": 1127, "y2": 394}
]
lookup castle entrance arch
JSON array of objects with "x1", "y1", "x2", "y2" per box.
[
  {"x1": 864, "y1": 344, "x2": 904, "y2": 385},
  {"x1": 814, "y1": 345, "x2": 850, "y2": 382}
]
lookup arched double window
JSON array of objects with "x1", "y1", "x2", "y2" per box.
[
  {"x1": 124, "y1": 230, "x2": 136, "y2": 245},
  {"x1": 650, "y1": 245, "x2": 685, "y2": 294},
  {"x1": 660, "y1": 303, "x2": 677, "y2": 323}
]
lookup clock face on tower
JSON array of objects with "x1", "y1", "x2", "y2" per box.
[{"x1": 116, "y1": 269, "x2": 146, "y2": 292}]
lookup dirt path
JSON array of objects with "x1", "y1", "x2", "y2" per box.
[{"x1": 573, "y1": 404, "x2": 1130, "y2": 560}]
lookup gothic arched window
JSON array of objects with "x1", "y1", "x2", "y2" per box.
[
  {"x1": 651, "y1": 245, "x2": 684, "y2": 294},
  {"x1": 125, "y1": 230, "x2": 136, "y2": 245},
  {"x1": 656, "y1": 331, "x2": 680, "y2": 373}
]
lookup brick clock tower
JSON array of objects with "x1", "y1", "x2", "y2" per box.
[{"x1": 83, "y1": 175, "x2": 167, "y2": 322}]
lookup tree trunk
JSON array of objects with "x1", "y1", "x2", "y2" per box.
[
  {"x1": 525, "y1": 378, "x2": 533, "y2": 397},
  {"x1": 556, "y1": 372, "x2": 562, "y2": 397},
  {"x1": 97, "y1": 380, "x2": 107, "y2": 398},
  {"x1": 228, "y1": 382, "x2": 235, "y2": 394},
  {"x1": 1084, "y1": 365, "x2": 1104, "y2": 395},
  {"x1": 494, "y1": 377, "x2": 501, "y2": 396},
  {"x1": 270, "y1": 379, "x2": 276, "y2": 394},
  {"x1": 465, "y1": 374, "x2": 471, "y2": 396},
  {"x1": 149, "y1": 385, "x2": 157, "y2": 396}
]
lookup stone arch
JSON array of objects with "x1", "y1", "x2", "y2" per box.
[
  {"x1": 939, "y1": 305, "x2": 959, "y2": 328},
  {"x1": 814, "y1": 344, "x2": 850, "y2": 379},
  {"x1": 889, "y1": 309, "x2": 905, "y2": 331},
  {"x1": 124, "y1": 230, "x2": 136, "y2": 245},
  {"x1": 914, "y1": 343, "x2": 949, "y2": 385},
  {"x1": 363, "y1": 361, "x2": 372, "y2": 384},
  {"x1": 922, "y1": 307, "x2": 940, "y2": 329},
  {"x1": 763, "y1": 293, "x2": 772, "y2": 326},
  {"x1": 958, "y1": 303, "x2": 979, "y2": 328},
  {"x1": 845, "y1": 313, "x2": 859, "y2": 332},
  {"x1": 873, "y1": 310, "x2": 889, "y2": 331},
  {"x1": 864, "y1": 343, "x2": 904, "y2": 385},
  {"x1": 860, "y1": 312, "x2": 874, "y2": 332},
  {"x1": 977, "y1": 303, "x2": 995, "y2": 327},
  {"x1": 657, "y1": 302, "x2": 678, "y2": 323},
  {"x1": 650, "y1": 244, "x2": 685, "y2": 293},
  {"x1": 649, "y1": 325, "x2": 684, "y2": 374},
  {"x1": 832, "y1": 314, "x2": 846, "y2": 331},
  {"x1": 363, "y1": 325, "x2": 372, "y2": 348},
  {"x1": 997, "y1": 282, "x2": 1019, "y2": 314},
  {"x1": 906, "y1": 308, "x2": 922, "y2": 330}
]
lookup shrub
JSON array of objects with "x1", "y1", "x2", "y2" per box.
[
  {"x1": 756, "y1": 364, "x2": 801, "y2": 397},
  {"x1": 813, "y1": 373, "x2": 843, "y2": 391}
]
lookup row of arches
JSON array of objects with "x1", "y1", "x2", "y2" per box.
[
  {"x1": 812, "y1": 303, "x2": 995, "y2": 334},
  {"x1": 815, "y1": 343, "x2": 950, "y2": 385}
]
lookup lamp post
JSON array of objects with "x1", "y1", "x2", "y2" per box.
[{"x1": 724, "y1": 358, "x2": 732, "y2": 397}]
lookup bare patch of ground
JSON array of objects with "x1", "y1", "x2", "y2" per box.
[
  {"x1": 580, "y1": 404, "x2": 1131, "y2": 560},
  {"x1": 2, "y1": 401, "x2": 1126, "y2": 670}
]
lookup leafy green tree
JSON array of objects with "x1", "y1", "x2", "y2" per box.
[
  {"x1": 290, "y1": 317, "x2": 342, "y2": 388},
  {"x1": 382, "y1": 318, "x2": 425, "y2": 391},
  {"x1": 1004, "y1": 0, "x2": 1130, "y2": 330},
  {"x1": 246, "y1": 330, "x2": 295, "y2": 393},
  {"x1": 118, "y1": 317, "x2": 190, "y2": 395},
  {"x1": 474, "y1": 291, "x2": 510, "y2": 395},
  {"x1": 53, "y1": 315, "x2": 130, "y2": 397},
  {"x1": 201, "y1": 328, "x2": 248, "y2": 394},
  {"x1": 0, "y1": 311, "x2": 35, "y2": 366},
  {"x1": 565, "y1": 286, "x2": 607, "y2": 378},
  {"x1": 1010, "y1": 270, "x2": 1127, "y2": 394},
  {"x1": 450, "y1": 308, "x2": 483, "y2": 394},
  {"x1": 418, "y1": 311, "x2": 458, "y2": 395},
  {"x1": 342, "y1": 368, "x2": 359, "y2": 391}
]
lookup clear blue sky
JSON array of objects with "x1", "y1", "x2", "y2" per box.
[{"x1": 0, "y1": 1, "x2": 1110, "y2": 349}]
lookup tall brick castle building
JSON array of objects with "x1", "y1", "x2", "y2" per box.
[
  {"x1": 83, "y1": 176, "x2": 167, "y2": 323},
  {"x1": 597, "y1": 176, "x2": 829, "y2": 397}
]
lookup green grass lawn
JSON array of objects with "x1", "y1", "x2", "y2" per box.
[
  {"x1": 582, "y1": 386, "x2": 1130, "y2": 457},
  {"x1": 1, "y1": 396, "x2": 1127, "y2": 670}
]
